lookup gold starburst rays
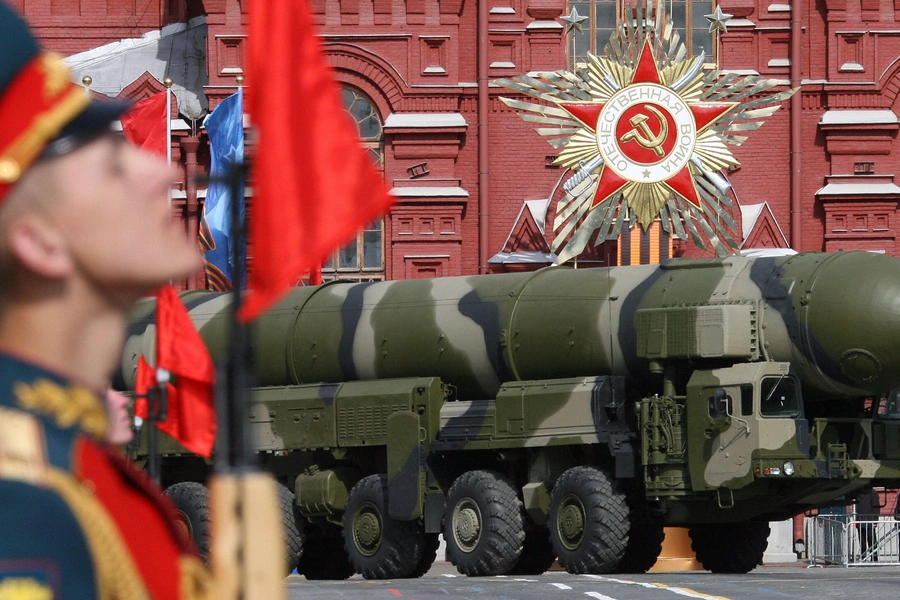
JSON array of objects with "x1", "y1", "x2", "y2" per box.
[{"x1": 495, "y1": 0, "x2": 796, "y2": 261}]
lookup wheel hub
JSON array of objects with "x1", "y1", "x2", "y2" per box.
[
  {"x1": 352, "y1": 502, "x2": 383, "y2": 557},
  {"x1": 452, "y1": 498, "x2": 482, "y2": 553},
  {"x1": 557, "y1": 494, "x2": 586, "y2": 551}
]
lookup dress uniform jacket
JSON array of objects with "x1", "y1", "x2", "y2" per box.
[{"x1": 0, "y1": 352, "x2": 213, "y2": 600}]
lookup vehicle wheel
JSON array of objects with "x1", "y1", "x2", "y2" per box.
[
  {"x1": 298, "y1": 534, "x2": 355, "y2": 580},
  {"x1": 444, "y1": 470, "x2": 525, "y2": 576},
  {"x1": 275, "y1": 481, "x2": 306, "y2": 575},
  {"x1": 689, "y1": 521, "x2": 769, "y2": 574},
  {"x1": 615, "y1": 498, "x2": 664, "y2": 573},
  {"x1": 343, "y1": 474, "x2": 425, "y2": 579},
  {"x1": 166, "y1": 481, "x2": 211, "y2": 562},
  {"x1": 408, "y1": 533, "x2": 441, "y2": 578},
  {"x1": 548, "y1": 466, "x2": 629, "y2": 574},
  {"x1": 508, "y1": 525, "x2": 556, "y2": 575}
]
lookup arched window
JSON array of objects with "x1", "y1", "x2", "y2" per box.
[
  {"x1": 322, "y1": 87, "x2": 385, "y2": 281},
  {"x1": 343, "y1": 87, "x2": 384, "y2": 169}
]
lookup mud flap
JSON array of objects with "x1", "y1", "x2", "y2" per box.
[{"x1": 387, "y1": 411, "x2": 425, "y2": 521}]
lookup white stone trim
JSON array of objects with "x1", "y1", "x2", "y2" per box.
[
  {"x1": 489, "y1": 250, "x2": 557, "y2": 264},
  {"x1": 526, "y1": 20, "x2": 564, "y2": 30},
  {"x1": 816, "y1": 182, "x2": 900, "y2": 196},
  {"x1": 840, "y1": 62, "x2": 865, "y2": 72},
  {"x1": 112, "y1": 119, "x2": 191, "y2": 131},
  {"x1": 383, "y1": 113, "x2": 468, "y2": 128},
  {"x1": 390, "y1": 186, "x2": 470, "y2": 197},
  {"x1": 722, "y1": 68, "x2": 761, "y2": 75},
  {"x1": 819, "y1": 109, "x2": 898, "y2": 125},
  {"x1": 169, "y1": 187, "x2": 254, "y2": 199}
]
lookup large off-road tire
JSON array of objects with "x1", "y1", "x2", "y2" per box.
[
  {"x1": 408, "y1": 533, "x2": 441, "y2": 578},
  {"x1": 298, "y1": 534, "x2": 355, "y2": 580},
  {"x1": 508, "y1": 526, "x2": 556, "y2": 575},
  {"x1": 166, "y1": 481, "x2": 211, "y2": 562},
  {"x1": 343, "y1": 474, "x2": 425, "y2": 579},
  {"x1": 548, "y1": 466, "x2": 629, "y2": 574},
  {"x1": 444, "y1": 470, "x2": 525, "y2": 576},
  {"x1": 275, "y1": 481, "x2": 306, "y2": 575},
  {"x1": 689, "y1": 521, "x2": 770, "y2": 574},
  {"x1": 615, "y1": 494, "x2": 664, "y2": 573},
  {"x1": 614, "y1": 518, "x2": 664, "y2": 573}
]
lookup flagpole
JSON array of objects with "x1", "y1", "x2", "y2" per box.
[
  {"x1": 203, "y1": 80, "x2": 283, "y2": 596},
  {"x1": 220, "y1": 161, "x2": 251, "y2": 469},
  {"x1": 148, "y1": 77, "x2": 174, "y2": 485},
  {"x1": 164, "y1": 77, "x2": 173, "y2": 206},
  {"x1": 215, "y1": 96, "x2": 253, "y2": 467},
  {"x1": 209, "y1": 158, "x2": 283, "y2": 600},
  {"x1": 147, "y1": 368, "x2": 169, "y2": 484},
  {"x1": 81, "y1": 75, "x2": 92, "y2": 97}
]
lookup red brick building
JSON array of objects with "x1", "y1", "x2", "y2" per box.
[
  {"x1": 720, "y1": 0, "x2": 900, "y2": 257},
  {"x1": 11, "y1": 0, "x2": 900, "y2": 286}
]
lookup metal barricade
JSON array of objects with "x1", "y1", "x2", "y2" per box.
[
  {"x1": 846, "y1": 517, "x2": 900, "y2": 565},
  {"x1": 806, "y1": 515, "x2": 900, "y2": 566},
  {"x1": 806, "y1": 515, "x2": 848, "y2": 566}
]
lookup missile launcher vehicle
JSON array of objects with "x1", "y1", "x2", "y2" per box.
[{"x1": 118, "y1": 250, "x2": 900, "y2": 578}]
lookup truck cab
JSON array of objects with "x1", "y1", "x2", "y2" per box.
[{"x1": 685, "y1": 362, "x2": 809, "y2": 493}]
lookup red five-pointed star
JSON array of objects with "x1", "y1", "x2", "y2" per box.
[{"x1": 556, "y1": 41, "x2": 736, "y2": 209}]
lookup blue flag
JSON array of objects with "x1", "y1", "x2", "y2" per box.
[{"x1": 200, "y1": 90, "x2": 244, "y2": 291}]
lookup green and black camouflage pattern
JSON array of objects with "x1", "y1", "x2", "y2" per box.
[
  {"x1": 119, "y1": 251, "x2": 900, "y2": 526},
  {"x1": 119, "y1": 251, "x2": 900, "y2": 400}
]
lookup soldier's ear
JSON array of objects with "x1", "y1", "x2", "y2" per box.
[{"x1": 5, "y1": 214, "x2": 73, "y2": 279}]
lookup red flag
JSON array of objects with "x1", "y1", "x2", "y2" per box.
[
  {"x1": 241, "y1": 0, "x2": 393, "y2": 321},
  {"x1": 146, "y1": 285, "x2": 217, "y2": 457},
  {"x1": 134, "y1": 354, "x2": 155, "y2": 419},
  {"x1": 120, "y1": 91, "x2": 168, "y2": 157}
]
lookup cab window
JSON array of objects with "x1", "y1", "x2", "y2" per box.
[
  {"x1": 740, "y1": 384, "x2": 753, "y2": 416},
  {"x1": 760, "y1": 376, "x2": 800, "y2": 417},
  {"x1": 707, "y1": 389, "x2": 732, "y2": 417},
  {"x1": 877, "y1": 389, "x2": 900, "y2": 419}
]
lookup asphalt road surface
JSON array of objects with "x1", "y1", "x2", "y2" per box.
[{"x1": 286, "y1": 562, "x2": 900, "y2": 600}]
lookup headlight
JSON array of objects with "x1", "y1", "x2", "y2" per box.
[{"x1": 783, "y1": 461, "x2": 795, "y2": 476}]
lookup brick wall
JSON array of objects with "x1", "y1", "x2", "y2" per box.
[
  {"x1": 21, "y1": 0, "x2": 900, "y2": 281},
  {"x1": 21, "y1": 0, "x2": 169, "y2": 55},
  {"x1": 719, "y1": 0, "x2": 900, "y2": 256}
]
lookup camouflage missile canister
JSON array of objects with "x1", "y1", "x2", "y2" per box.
[{"x1": 119, "y1": 251, "x2": 900, "y2": 401}]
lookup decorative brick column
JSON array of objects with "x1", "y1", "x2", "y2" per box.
[{"x1": 181, "y1": 135, "x2": 203, "y2": 289}]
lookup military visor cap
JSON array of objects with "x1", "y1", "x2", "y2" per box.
[{"x1": 0, "y1": 1, "x2": 129, "y2": 202}]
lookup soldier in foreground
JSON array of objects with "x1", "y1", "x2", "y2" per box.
[{"x1": 0, "y1": 3, "x2": 213, "y2": 597}]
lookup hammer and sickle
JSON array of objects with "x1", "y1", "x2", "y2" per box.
[{"x1": 619, "y1": 105, "x2": 668, "y2": 157}]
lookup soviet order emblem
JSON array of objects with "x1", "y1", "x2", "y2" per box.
[
  {"x1": 599, "y1": 84, "x2": 694, "y2": 183},
  {"x1": 496, "y1": 1, "x2": 796, "y2": 260},
  {"x1": 555, "y1": 43, "x2": 736, "y2": 213}
]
